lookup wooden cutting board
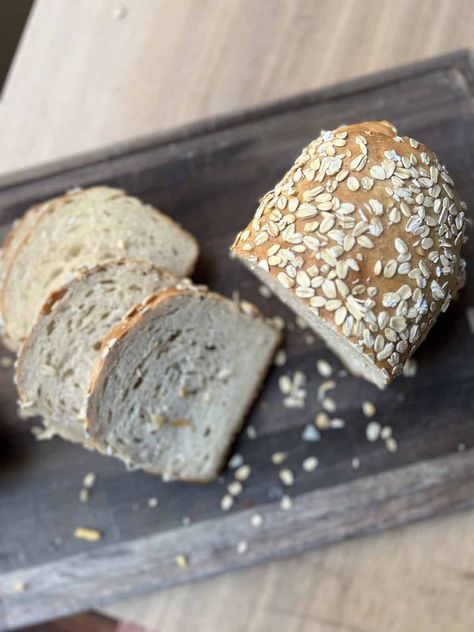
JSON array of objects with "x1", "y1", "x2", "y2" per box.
[{"x1": 1, "y1": 51, "x2": 474, "y2": 631}]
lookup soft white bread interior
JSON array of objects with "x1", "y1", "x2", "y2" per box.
[
  {"x1": 16, "y1": 260, "x2": 176, "y2": 443},
  {"x1": 85, "y1": 287, "x2": 281, "y2": 482},
  {"x1": 231, "y1": 121, "x2": 467, "y2": 388},
  {"x1": 1, "y1": 186, "x2": 199, "y2": 350},
  {"x1": 0, "y1": 200, "x2": 47, "y2": 283}
]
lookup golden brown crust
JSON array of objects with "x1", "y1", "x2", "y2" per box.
[{"x1": 231, "y1": 121, "x2": 467, "y2": 384}]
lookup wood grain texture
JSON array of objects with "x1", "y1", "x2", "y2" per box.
[
  {"x1": 0, "y1": 52, "x2": 474, "y2": 630},
  {"x1": 0, "y1": 0, "x2": 474, "y2": 175}
]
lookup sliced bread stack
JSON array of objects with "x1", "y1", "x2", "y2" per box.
[
  {"x1": 0, "y1": 186, "x2": 199, "y2": 350},
  {"x1": 6, "y1": 186, "x2": 280, "y2": 481},
  {"x1": 16, "y1": 260, "x2": 177, "y2": 443}
]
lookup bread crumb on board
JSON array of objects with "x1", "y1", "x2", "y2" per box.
[
  {"x1": 175, "y1": 554, "x2": 189, "y2": 569},
  {"x1": 279, "y1": 468, "x2": 295, "y2": 486},
  {"x1": 362, "y1": 401, "x2": 377, "y2": 418},
  {"x1": 271, "y1": 451, "x2": 287, "y2": 465},
  {"x1": 302, "y1": 456, "x2": 319, "y2": 472},
  {"x1": 250, "y1": 513, "x2": 264, "y2": 528},
  {"x1": 74, "y1": 527, "x2": 102, "y2": 542},
  {"x1": 280, "y1": 495, "x2": 293, "y2": 510},
  {"x1": 235, "y1": 464, "x2": 251, "y2": 482}
]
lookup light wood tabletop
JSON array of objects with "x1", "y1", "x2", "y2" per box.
[{"x1": 1, "y1": 1, "x2": 474, "y2": 631}]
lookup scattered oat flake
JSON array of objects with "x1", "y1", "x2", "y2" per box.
[
  {"x1": 366, "y1": 421, "x2": 381, "y2": 442},
  {"x1": 228, "y1": 481, "x2": 243, "y2": 496},
  {"x1": 271, "y1": 451, "x2": 288, "y2": 465},
  {"x1": 175, "y1": 554, "x2": 189, "y2": 569},
  {"x1": 246, "y1": 425, "x2": 257, "y2": 439},
  {"x1": 74, "y1": 527, "x2": 102, "y2": 542},
  {"x1": 13, "y1": 581, "x2": 28, "y2": 592},
  {"x1": 221, "y1": 494, "x2": 234, "y2": 511},
  {"x1": 82, "y1": 472, "x2": 96, "y2": 489},
  {"x1": 352, "y1": 457, "x2": 360, "y2": 469},
  {"x1": 280, "y1": 495, "x2": 293, "y2": 510},
  {"x1": 302, "y1": 456, "x2": 319, "y2": 472},
  {"x1": 385, "y1": 437, "x2": 398, "y2": 452},
  {"x1": 362, "y1": 401, "x2": 376, "y2": 418},
  {"x1": 250, "y1": 513, "x2": 264, "y2": 527},
  {"x1": 315, "y1": 412, "x2": 330, "y2": 430},
  {"x1": 279, "y1": 375, "x2": 292, "y2": 394},
  {"x1": 316, "y1": 359, "x2": 333, "y2": 377},
  {"x1": 458, "y1": 443, "x2": 466, "y2": 452},
  {"x1": 182, "y1": 516, "x2": 191, "y2": 526},
  {"x1": 235, "y1": 464, "x2": 251, "y2": 481},
  {"x1": 322, "y1": 398, "x2": 336, "y2": 413},
  {"x1": 237, "y1": 540, "x2": 249, "y2": 554},
  {"x1": 302, "y1": 424, "x2": 321, "y2": 442},
  {"x1": 228, "y1": 453, "x2": 244, "y2": 469},
  {"x1": 79, "y1": 489, "x2": 89, "y2": 503},
  {"x1": 329, "y1": 417, "x2": 345, "y2": 429},
  {"x1": 274, "y1": 349, "x2": 287, "y2": 366},
  {"x1": 279, "y1": 468, "x2": 295, "y2": 486},
  {"x1": 148, "y1": 497, "x2": 159, "y2": 508},
  {"x1": 1, "y1": 356, "x2": 13, "y2": 368},
  {"x1": 259, "y1": 284, "x2": 272, "y2": 298},
  {"x1": 380, "y1": 426, "x2": 392, "y2": 440}
]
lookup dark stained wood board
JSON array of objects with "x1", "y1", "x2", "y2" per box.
[{"x1": 1, "y1": 51, "x2": 474, "y2": 631}]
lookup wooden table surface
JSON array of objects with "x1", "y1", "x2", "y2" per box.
[{"x1": 1, "y1": 1, "x2": 473, "y2": 631}]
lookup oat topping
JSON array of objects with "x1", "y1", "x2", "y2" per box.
[{"x1": 232, "y1": 121, "x2": 467, "y2": 383}]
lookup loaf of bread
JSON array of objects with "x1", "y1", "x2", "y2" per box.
[
  {"x1": 231, "y1": 121, "x2": 467, "y2": 388},
  {"x1": 0, "y1": 186, "x2": 198, "y2": 350},
  {"x1": 84, "y1": 287, "x2": 281, "y2": 481},
  {"x1": 16, "y1": 260, "x2": 176, "y2": 443}
]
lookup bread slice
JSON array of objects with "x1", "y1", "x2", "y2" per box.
[
  {"x1": 1, "y1": 186, "x2": 199, "y2": 350},
  {"x1": 16, "y1": 260, "x2": 176, "y2": 443},
  {"x1": 85, "y1": 287, "x2": 281, "y2": 481},
  {"x1": 231, "y1": 121, "x2": 467, "y2": 388},
  {"x1": 0, "y1": 201, "x2": 46, "y2": 282}
]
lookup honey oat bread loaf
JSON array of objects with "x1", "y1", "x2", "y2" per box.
[
  {"x1": 85, "y1": 287, "x2": 281, "y2": 481},
  {"x1": 16, "y1": 260, "x2": 176, "y2": 443},
  {"x1": 231, "y1": 121, "x2": 467, "y2": 388},
  {"x1": 1, "y1": 186, "x2": 199, "y2": 350}
]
